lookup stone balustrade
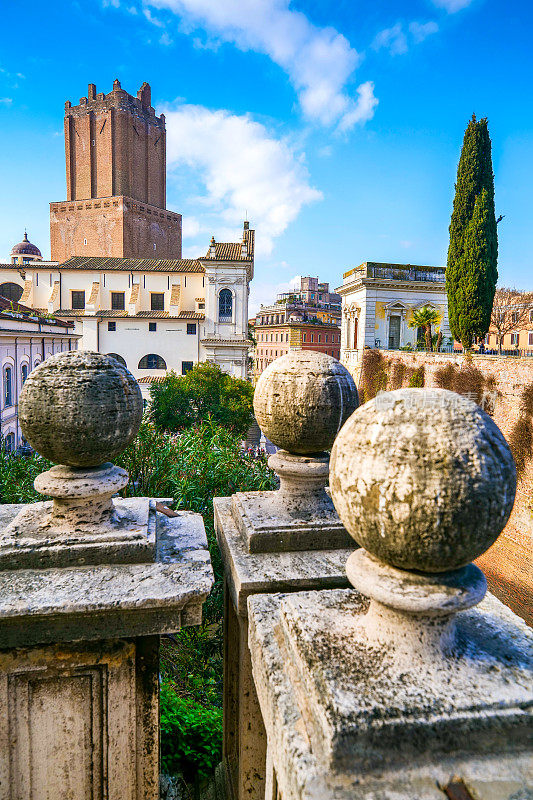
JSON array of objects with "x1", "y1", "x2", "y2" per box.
[
  {"x1": 0, "y1": 351, "x2": 213, "y2": 799},
  {"x1": 246, "y1": 387, "x2": 533, "y2": 799}
]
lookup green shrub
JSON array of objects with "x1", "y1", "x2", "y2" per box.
[
  {"x1": 0, "y1": 446, "x2": 51, "y2": 504},
  {"x1": 149, "y1": 362, "x2": 255, "y2": 438},
  {"x1": 160, "y1": 679, "x2": 222, "y2": 783}
]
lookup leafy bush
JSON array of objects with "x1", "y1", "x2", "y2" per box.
[
  {"x1": 0, "y1": 446, "x2": 51, "y2": 504},
  {"x1": 149, "y1": 362, "x2": 255, "y2": 438},
  {"x1": 407, "y1": 366, "x2": 425, "y2": 388},
  {"x1": 160, "y1": 679, "x2": 222, "y2": 783}
]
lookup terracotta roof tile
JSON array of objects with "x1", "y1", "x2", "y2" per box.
[{"x1": 58, "y1": 256, "x2": 205, "y2": 273}]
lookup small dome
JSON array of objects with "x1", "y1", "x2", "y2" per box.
[{"x1": 11, "y1": 231, "x2": 42, "y2": 259}]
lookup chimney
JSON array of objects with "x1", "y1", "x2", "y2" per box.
[{"x1": 209, "y1": 236, "x2": 216, "y2": 259}]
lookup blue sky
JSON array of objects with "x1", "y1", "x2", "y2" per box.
[{"x1": 0, "y1": 0, "x2": 531, "y2": 313}]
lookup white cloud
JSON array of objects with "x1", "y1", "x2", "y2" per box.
[
  {"x1": 249, "y1": 273, "x2": 301, "y2": 316},
  {"x1": 164, "y1": 103, "x2": 322, "y2": 256},
  {"x1": 147, "y1": 0, "x2": 377, "y2": 131},
  {"x1": 431, "y1": 0, "x2": 473, "y2": 11},
  {"x1": 373, "y1": 20, "x2": 439, "y2": 55},
  {"x1": 182, "y1": 216, "x2": 201, "y2": 239},
  {"x1": 409, "y1": 21, "x2": 439, "y2": 43},
  {"x1": 372, "y1": 23, "x2": 408, "y2": 56},
  {"x1": 159, "y1": 31, "x2": 173, "y2": 45},
  {"x1": 0, "y1": 97, "x2": 13, "y2": 105}
]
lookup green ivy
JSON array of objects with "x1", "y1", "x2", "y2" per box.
[{"x1": 160, "y1": 679, "x2": 222, "y2": 783}]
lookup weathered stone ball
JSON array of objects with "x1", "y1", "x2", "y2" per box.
[
  {"x1": 330, "y1": 388, "x2": 516, "y2": 572},
  {"x1": 254, "y1": 351, "x2": 359, "y2": 454},
  {"x1": 19, "y1": 351, "x2": 143, "y2": 467}
]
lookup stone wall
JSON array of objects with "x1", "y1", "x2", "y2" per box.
[{"x1": 357, "y1": 349, "x2": 533, "y2": 625}]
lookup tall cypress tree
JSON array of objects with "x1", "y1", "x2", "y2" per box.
[{"x1": 446, "y1": 115, "x2": 498, "y2": 348}]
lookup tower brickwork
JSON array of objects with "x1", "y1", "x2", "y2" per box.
[{"x1": 50, "y1": 80, "x2": 182, "y2": 262}]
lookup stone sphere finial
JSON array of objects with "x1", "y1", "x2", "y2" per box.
[
  {"x1": 19, "y1": 351, "x2": 143, "y2": 468},
  {"x1": 330, "y1": 388, "x2": 516, "y2": 573},
  {"x1": 254, "y1": 351, "x2": 359, "y2": 454}
]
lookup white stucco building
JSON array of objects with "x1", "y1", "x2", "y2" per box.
[
  {"x1": 0, "y1": 298, "x2": 79, "y2": 450},
  {"x1": 0, "y1": 224, "x2": 254, "y2": 398},
  {"x1": 337, "y1": 261, "x2": 451, "y2": 379}
]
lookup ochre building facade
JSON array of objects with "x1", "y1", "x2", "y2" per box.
[{"x1": 50, "y1": 80, "x2": 182, "y2": 262}]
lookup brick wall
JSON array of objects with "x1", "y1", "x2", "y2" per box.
[{"x1": 358, "y1": 349, "x2": 533, "y2": 624}]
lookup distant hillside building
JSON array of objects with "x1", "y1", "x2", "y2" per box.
[
  {"x1": 252, "y1": 276, "x2": 341, "y2": 379},
  {"x1": 50, "y1": 80, "x2": 182, "y2": 262},
  {"x1": 337, "y1": 262, "x2": 451, "y2": 379}
]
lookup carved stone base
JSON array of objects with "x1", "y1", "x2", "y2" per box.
[
  {"x1": 0, "y1": 496, "x2": 156, "y2": 569},
  {"x1": 231, "y1": 451, "x2": 352, "y2": 553},
  {"x1": 248, "y1": 588, "x2": 533, "y2": 798}
]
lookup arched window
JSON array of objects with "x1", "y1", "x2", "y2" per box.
[
  {"x1": 0, "y1": 283, "x2": 23, "y2": 303},
  {"x1": 4, "y1": 432, "x2": 15, "y2": 452},
  {"x1": 219, "y1": 289, "x2": 233, "y2": 322},
  {"x1": 107, "y1": 353, "x2": 127, "y2": 367},
  {"x1": 21, "y1": 363, "x2": 28, "y2": 385},
  {"x1": 138, "y1": 354, "x2": 167, "y2": 370},
  {"x1": 34, "y1": 359, "x2": 41, "y2": 369},
  {"x1": 4, "y1": 366, "x2": 13, "y2": 407}
]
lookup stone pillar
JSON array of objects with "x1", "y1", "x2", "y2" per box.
[
  {"x1": 0, "y1": 352, "x2": 213, "y2": 800},
  {"x1": 215, "y1": 351, "x2": 359, "y2": 800},
  {"x1": 248, "y1": 388, "x2": 533, "y2": 799}
]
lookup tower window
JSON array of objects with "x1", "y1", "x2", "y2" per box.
[
  {"x1": 111, "y1": 292, "x2": 125, "y2": 310},
  {"x1": 151, "y1": 293, "x2": 164, "y2": 311},
  {"x1": 72, "y1": 291, "x2": 85, "y2": 309},
  {"x1": 83, "y1": 238, "x2": 87, "y2": 246},
  {"x1": 219, "y1": 289, "x2": 233, "y2": 322}
]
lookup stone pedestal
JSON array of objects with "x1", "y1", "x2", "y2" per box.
[
  {"x1": 248, "y1": 588, "x2": 533, "y2": 800},
  {"x1": 245, "y1": 388, "x2": 533, "y2": 799},
  {"x1": 215, "y1": 349, "x2": 359, "y2": 800},
  {"x1": 0, "y1": 502, "x2": 213, "y2": 800},
  {"x1": 215, "y1": 497, "x2": 352, "y2": 800}
]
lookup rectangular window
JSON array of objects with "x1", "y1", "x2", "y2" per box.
[
  {"x1": 311, "y1": 334, "x2": 314, "y2": 343},
  {"x1": 511, "y1": 332, "x2": 519, "y2": 345},
  {"x1": 303, "y1": 333, "x2": 306, "y2": 342},
  {"x1": 530, "y1": 310, "x2": 533, "y2": 323},
  {"x1": 72, "y1": 290, "x2": 85, "y2": 309},
  {"x1": 108, "y1": 321, "x2": 116, "y2": 331},
  {"x1": 187, "y1": 323, "x2": 197, "y2": 335},
  {"x1": 529, "y1": 332, "x2": 533, "y2": 346},
  {"x1": 151, "y1": 293, "x2": 164, "y2": 311},
  {"x1": 182, "y1": 361, "x2": 193, "y2": 374},
  {"x1": 111, "y1": 292, "x2": 125, "y2": 310},
  {"x1": 149, "y1": 322, "x2": 157, "y2": 332}
]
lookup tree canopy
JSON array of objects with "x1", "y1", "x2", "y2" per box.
[
  {"x1": 446, "y1": 115, "x2": 498, "y2": 349},
  {"x1": 148, "y1": 362, "x2": 254, "y2": 438}
]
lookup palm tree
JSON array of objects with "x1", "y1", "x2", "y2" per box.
[{"x1": 408, "y1": 306, "x2": 441, "y2": 352}]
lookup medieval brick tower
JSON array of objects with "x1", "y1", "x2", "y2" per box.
[{"x1": 50, "y1": 80, "x2": 182, "y2": 261}]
